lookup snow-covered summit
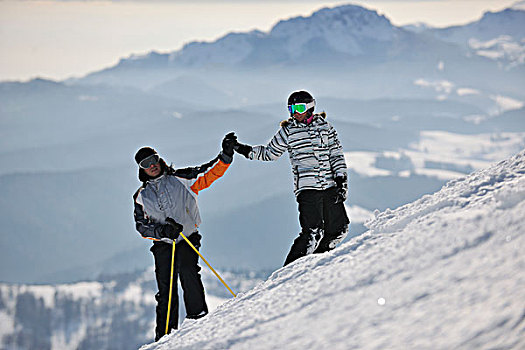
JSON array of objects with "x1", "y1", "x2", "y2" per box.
[
  {"x1": 175, "y1": 4, "x2": 398, "y2": 64},
  {"x1": 272, "y1": 5, "x2": 394, "y2": 39},
  {"x1": 142, "y1": 150, "x2": 525, "y2": 349},
  {"x1": 270, "y1": 5, "x2": 396, "y2": 57},
  {"x1": 93, "y1": 3, "x2": 403, "y2": 74}
]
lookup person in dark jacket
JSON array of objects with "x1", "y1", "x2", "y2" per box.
[
  {"x1": 234, "y1": 91, "x2": 350, "y2": 266},
  {"x1": 133, "y1": 133, "x2": 236, "y2": 341}
]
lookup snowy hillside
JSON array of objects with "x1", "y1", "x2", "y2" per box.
[{"x1": 142, "y1": 150, "x2": 525, "y2": 350}]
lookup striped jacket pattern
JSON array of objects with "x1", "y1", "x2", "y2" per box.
[
  {"x1": 249, "y1": 113, "x2": 347, "y2": 196},
  {"x1": 133, "y1": 153, "x2": 231, "y2": 244}
]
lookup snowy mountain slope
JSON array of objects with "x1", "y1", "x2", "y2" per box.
[{"x1": 142, "y1": 150, "x2": 525, "y2": 350}]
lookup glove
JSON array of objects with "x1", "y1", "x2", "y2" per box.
[
  {"x1": 234, "y1": 141, "x2": 253, "y2": 159},
  {"x1": 334, "y1": 173, "x2": 348, "y2": 204},
  {"x1": 222, "y1": 132, "x2": 237, "y2": 157},
  {"x1": 160, "y1": 217, "x2": 183, "y2": 240}
]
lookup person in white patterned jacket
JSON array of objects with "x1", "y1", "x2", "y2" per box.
[{"x1": 234, "y1": 90, "x2": 350, "y2": 266}]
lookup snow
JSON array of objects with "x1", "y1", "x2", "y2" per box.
[
  {"x1": 344, "y1": 151, "x2": 392, "y2": 177},
  {"x1": 270, "y1": 4, "x2": 395, "y2": 57},
  {"x1": 414, "y1": 76, "x2": 524, "y2": 111},
  {"x1": 168, "y1": 4, "x2": 400, "y2": 67},
  {"x1": 456, "y1": 87, "x2": 480, "y2": 96},
  {"x1": 490, "y1": 94, "x2": 525, "y2": 115},
  {"x1": 414, "y1": 79, "x2": 455, "y2": 95},
  {"x1": 0, "y1": 281, "x2": 106, "y2": 310},
  {"x1": 140, "y1": 149, "x2": 525, "y2": 349},
  {"x1": 121, "y1": 284, "x2": 155, "y2": 306},
  {"x1": 347, "y1": 205, "x2": 374, "y2": 225},
  {"x1": 206, "y1": 295, "x2": 229, "y2": 314},
  {"x1": 344, "y1": 131, "x2": 525, "y2": 181},
  {"x1": 469, "y1": 36, "x2": 525, "y2": 68},
  {"x1": 0, "y1": 310, "x2": 14, "y2": 344},
  {"x1": 51, "y1": 326, "x2": 87, "y2": 350},
  {"x1": 409, "y1": 131, "x2": 525, "y2": 163},
  {"x1": 21, "y1": 285, "x2": 57, "y2": 308}
]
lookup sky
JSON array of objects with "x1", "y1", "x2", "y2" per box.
[{"x1": 0, "y1": 0, "x2": 520, "y2": 82}]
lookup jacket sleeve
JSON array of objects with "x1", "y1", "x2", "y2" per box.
[
  {"x1": 249, "y1": 127, "x2": 289, "y2": 161},
  {"x1": 328, "y1": 123, "x2": 347, "y2": 177},
  {"x1": 133, "y1": 189, "x2": 164, "y2": 240},
  {"x1": 175, "y1": 152, "x2": 231, "y2": 195}
]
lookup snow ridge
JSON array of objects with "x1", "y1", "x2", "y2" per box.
[
  {"x1": 367, "y1": 151, "x2": 525, "y2": 234},
  {"x1": 143, "y1": 150, "x2": 525, "y2": 350}
]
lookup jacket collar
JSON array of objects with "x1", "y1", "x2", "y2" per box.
[{"x1": 146, "y1": 172, "x2": 165, "y2": 184}]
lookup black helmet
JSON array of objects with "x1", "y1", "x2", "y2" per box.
[
  {"x1": 287, "y1": 90, "x2": 315, "y2": 116},
  {"x1": 287, "y1": 90, "x2": 314, "y2": 105}
]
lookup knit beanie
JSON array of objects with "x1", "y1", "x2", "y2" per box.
[{"x1": 135, "y1": 147, "x2": 157, "y2": 165}]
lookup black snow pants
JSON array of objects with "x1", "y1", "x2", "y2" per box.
[
  {"x1": 284, "y1": 187, "x2": 350, "y2": 266},
  {"x1": 150, "y1": 232, "x2": 208, "y2": 341}
]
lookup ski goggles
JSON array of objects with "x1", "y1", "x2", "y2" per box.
[
  {"x1": 288, "y1": 100, "x2": 315, "y2": 115},
  {"x1": 139, "y1": 154, "x2": 160, "y2": 169}
]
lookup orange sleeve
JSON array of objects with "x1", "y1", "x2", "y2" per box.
[{"x1": 190, "y1": 160, "x2": 230, "y2": 194}]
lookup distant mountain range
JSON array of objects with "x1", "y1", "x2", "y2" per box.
[
  {"x1": 89, "y1": 4, "x2": 525, "y2": 70},
  {"x1": 75, "y1": 4, "x2": 525, "y2": 99}
]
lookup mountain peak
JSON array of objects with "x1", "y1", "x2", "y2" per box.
[
  {"x1": 267, "y1": 4, "x2": 396, "y2": 58},
  {"x1": 271, "y1": 4, "x2": 394, "y2": 40}
]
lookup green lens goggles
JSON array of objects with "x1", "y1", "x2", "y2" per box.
[{"x1": 288, "y1": 101, "x2": 315, "y2": 114}]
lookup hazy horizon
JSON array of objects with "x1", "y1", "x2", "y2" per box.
[{"x1": 0, "y1": 0, "x2": 520, "y2": 82}]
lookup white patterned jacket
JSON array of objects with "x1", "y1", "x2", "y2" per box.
[{"x1": 249, "y1": 113, "x2": 347, "y2": 196}]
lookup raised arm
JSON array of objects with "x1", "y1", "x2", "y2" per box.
[
  {"x1": 174, "y1": 133, "x2": 235, "y2": 195},
  {"x1": 235, "y1": 127, "x2": 289, "y2": 161}
]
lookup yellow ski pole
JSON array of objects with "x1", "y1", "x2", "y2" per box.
[
  {"x1": 165, "y1": 241, "x2": 176, "y2": 336},
  {"x1": 179, "y1": 232, "x2": 237, "y2": 298}
]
